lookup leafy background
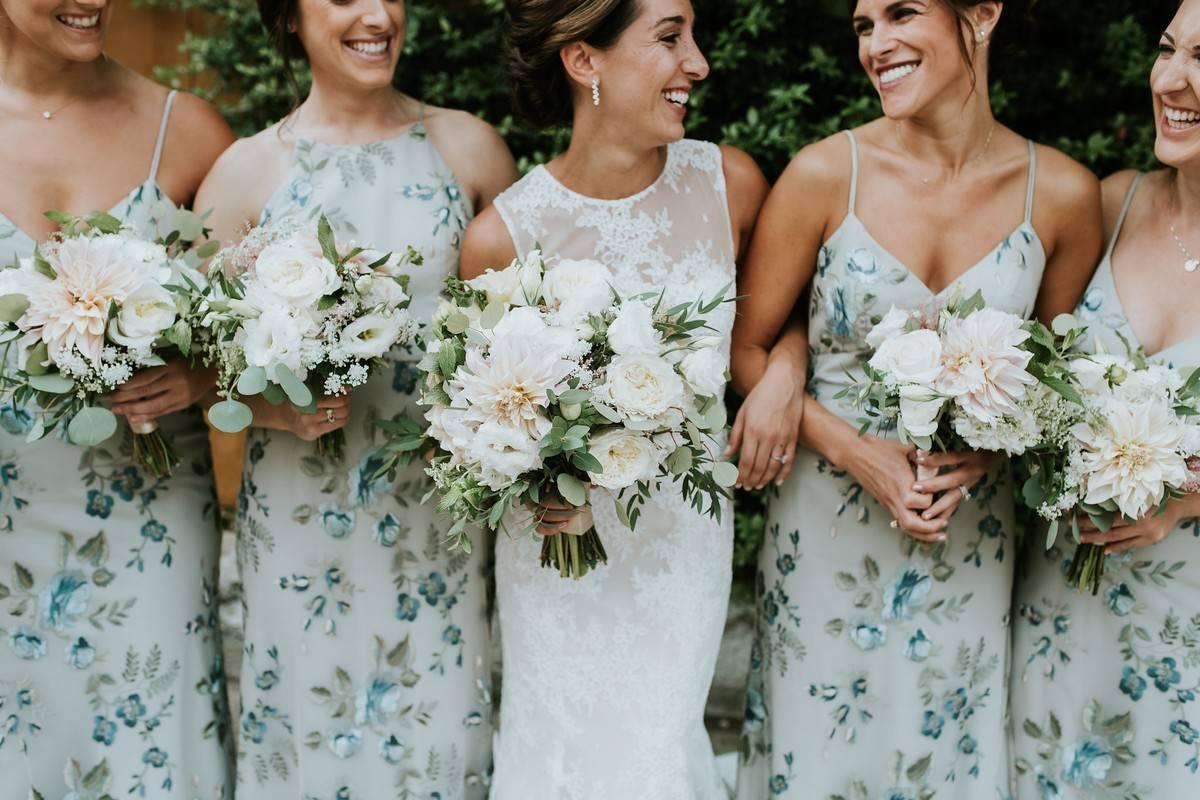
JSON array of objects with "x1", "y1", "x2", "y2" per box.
[{"x1": 141, "y1": 0, "x2": 1180, "y2": 592}]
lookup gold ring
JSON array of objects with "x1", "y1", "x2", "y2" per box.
[{"x1": 325, "y1": 408, "x2": 336, "y2": 424}]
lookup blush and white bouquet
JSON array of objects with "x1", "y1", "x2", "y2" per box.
[
  {"x1": 375, "y1": 250, "x2": 737, "y2": 580},
  {"x1": 200, "y1": 216, "x2": 421, "y2": 461},
  {"x1": 1019, "y1": 322, "x2": 1200, "y2": 593},
  {"x1": 0, "y1": 210, "x2": 210, "y2": 477}
]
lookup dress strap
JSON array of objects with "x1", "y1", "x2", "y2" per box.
[
  {"x1": 148, "y1": 90, "x2": 178, "y2": 182},
  {"x1": 1023, "y1": 139, "x2": 1037, "y2": 225},
  {"x1": 1105, "y1": 172, "x2": 1144, "y2": 261},
  {"x1": 842, "y1": 130, "x2": 859, "y2": 214}
]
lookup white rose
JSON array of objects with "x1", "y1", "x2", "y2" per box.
[
  {"x1": 512, "y1": 253, "x2": 544, "y2": 306},
  {"x1": 870, "y1": 329, "x2": 942, "y2": 386},
  {"x1": 586, "y1": 429, "x2": 660, "y2": 491},
  {"x1": 426, "y1": 406, "x2": 475, "y2": 466},
  {"x1": 680, "y1": 344, "x2": 728, "y2": 398},
  {"x1": 253, "y1": 241, "x2": 341, "y2": 307},
  {"x1": 340, "y1": 313, "x2": 403, "y2": 359},
  {"x1": 364, "y1": 275, "x2": 409, "y2": 309},
  {"x1": 542, "y1": 259, "x2": 614, "y2": 322},
  {"x1": 491, "y1": 307, "x2": 587, "y2": 363},
  {"x1": 608, "y1": 300, "x2": 661, "y2": 356},
  {"x1": 865, "y1": 306, "x2": 914, "y2": 350},
  {"x1": 466, "y1": 265, "x2": 521, "y2": 305},
  {"x1": 241, "y1": 306, "x2": 314, "y2": 373},
  {"x1": 107, "y1": 282, "x2": 177, "y2": 351},
  {"x1": 599, "y1": 353, "x2": 686, "y2": 424},
  {"x1": 467, "y1": 421, "x2": 543, "y2": 490},
  {"x1": 899, "y1": 384, "x2": 946, "y2": 438}
]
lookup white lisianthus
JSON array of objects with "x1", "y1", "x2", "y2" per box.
[
  {"x1": 865, "y1": 306, "x2": 915, "y2": 350},
  {"x1": 599, "y1": 353, "x2": 687, "y2": 425},
  {"x1": 240, "y1": 306, "x2": 315, "y2": 373},
  {"x1": 252, "y1": 241, "x2": 341, "y2": 307},
  {"x1": 898, "y1": 384, "x2": 946, "y2": 438},
  {"x1": 542, "y1": 259, "x2": 614, "y2": 322},
  {"x1": 339, "y1": 312, "x2": 403, "y2": 359},
  {"x1": 680, "y1": 344, "x2": 728, "y2": 398},
  {"x1": 608, "y1": 300, "x2": 662, "y2": 356},
  {"x1": 586, "y1": 429, "x2": 659, "y2": 491},
  {"x1": 870, "y1": 329, "x2": 942, "y2": 386},
  {"x1": 467, "y1": 421, "x2": 543, "y2": 490},
  {"x1": 936, "y1": 308, "x2": 1036, "y2": 423},
  {"x1": 107, "y1": 282, "x2": 177, "y2": 351}
]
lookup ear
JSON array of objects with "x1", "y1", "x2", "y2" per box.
[
  {"x1": 560, "y1": 41, "x2": 600, "y2": 94},
  {"x1": 969, "y1": 2, "x2": 1003, "y2": 41}
]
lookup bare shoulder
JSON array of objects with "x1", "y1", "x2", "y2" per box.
[
  {"x1": 1033, "y1": 143, "x2": 1101, "y2": 216},
  {"x1": 1099, "y1": 168, "x2": 1143, "y2": 229},
  {"x1": 460, "y1": 205, "x2": 517, "y2": 280},
  {"x1": 780, "y1": 130, "x2": 854, "y2": 196},
  {"x1": 195, "y1": 125, "x2": 292, "y2": 236},
  {"x1": 422, "y1": 105, "x2": 516, "y2": 209},
  {"x1": 423, "y1": 106, "x2": 505, "y2": 152},
  {"x1": 160, "y1": 92, "x2": 236, "y2": 200},
  {"x1": 719, "y1": 145, "x2": 769, "y2": 199}
]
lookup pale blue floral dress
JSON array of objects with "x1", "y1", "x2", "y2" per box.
[
  {"x1": 737, "y1": 130, "x2": 1045, "y2": 799},
  {"x1": 0, "y1": 91, "x2": 233, "y2": 800},
  {"x1": 236, "y1": 113, "x2": 492, "y2": 800},
  {"x1": 1010, "y1": 173, "x2": 1200, "y2": 798}
]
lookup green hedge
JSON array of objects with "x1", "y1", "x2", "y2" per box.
[{"x1": 142, "y1": 0, "x2": 1179, "y2": 592}]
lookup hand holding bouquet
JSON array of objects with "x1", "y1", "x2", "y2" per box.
[{"x1": 201, "y1": 216, "x2": 420, "y2": 461}]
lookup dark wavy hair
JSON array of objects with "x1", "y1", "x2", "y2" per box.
[
  {"x1": 257, "y1": 0, "x2": 306, "y2": 102},
  {"x1": 504, "y1": 0, "x2": 641, "y2": 129}
]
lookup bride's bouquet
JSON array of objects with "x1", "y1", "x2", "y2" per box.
[
  {"x1": 1020, "y1": 328, "x2": 1200, "y2": 594},
  {"x1": 377, "y1": 250, "x2": 737, "y2": 579},
  {"x1": 0, "y1": 210, "x2": 209, "y2": 477},
  {"x1": 200, "y1": 216, "x2": 420, "y2": 461}
]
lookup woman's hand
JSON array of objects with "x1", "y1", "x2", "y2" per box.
[
  {"x1": 842, "y1": 435, "x2": 944, "y2": 543},
  {"x1": 528, "y1": 492, "x2": 593, "y2": 537},
  {"x1": 726, "y1": 359, "x2": 805, "y2": 489},
  {"x1": 1077, "y1": 495, "x2": 1200, "y2": 554},
  {"x1": 245, "y1": 395, "x2": 352, "y2": 442},
  {"x1": 109, "y1": 359, "x2": 217, "y2": 426},
  {"x1": 909, "y1": 449, "x2": 997, "y2": 524}
]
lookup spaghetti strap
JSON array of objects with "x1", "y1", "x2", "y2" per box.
[
  {"x1": 1105, "y1": 172, "x2": 1144, "y2": 260},
  {"x1": 1023, "y1": 139, "x2": 1037, "y2": 224},
  {"x1": 148, "y1": 90, "x2": 178, "y2": 182},
  {"x1": 843, "y1": 130, "x2": 859, "y2": 214}
]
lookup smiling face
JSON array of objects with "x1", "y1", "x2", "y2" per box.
[
  {"x1": 293, "y1": 0, "x2": 405, "y2": 91},
  {"x1": 0, "y1": 0, "x2": 111, "y2": 61},
  {"x1": 589, "y1": 0, "x2": 709, "y2": 146},
  {"x1": 852, "y1": 0, "x2": 988, "y2": 120},
  {"x1": 1152, "y1": 0, "x2": 1200, "y2": 168}
]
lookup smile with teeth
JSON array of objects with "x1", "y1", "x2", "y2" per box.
[
  {"x1": 1165, "y1": 106, "x2": 1200, "y2": 130},
  {"x1": 879, "y1": 63, "x2": 919, "y2": 86},
  {"x1": 664, "y1": 90, "x2": 690, "y2": 107},
  {"x1": 58, "y1": 13, "x2": 100, "y2": 30},
  {"x1": 346, "y1": 40, "x2": 389, "y2": 56}
]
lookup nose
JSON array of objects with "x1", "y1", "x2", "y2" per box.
[
  {"x1": 868, "y1": 24, "x2": 898, "y2": 63},
  {"x1": 683, "y1": 36, "x2": 710, "y2": 82},
  {"x1": 359, "y1": 0, "x2": 391, "y2": 28},
  {"x1": 1152, "y1": 52, "x2": 1190, "y2": 97}
]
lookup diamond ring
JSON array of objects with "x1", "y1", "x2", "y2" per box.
[
  {"x1": 958, "y1": 485, "x2": 971, "y2": 501},
  {"x1": 325, "y1": 408, "x2": 336, "y2": 424}
]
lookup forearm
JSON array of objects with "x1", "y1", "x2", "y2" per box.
[
  {"x1": 731, "y1": 317, "x2": 809, "y2": 397},
  {"x1": 1169, "y1": 493, "x2": 1200, "y2": 525},
  {"x1": 796, "y1": 396, "x2": 860, "y2": 471}
]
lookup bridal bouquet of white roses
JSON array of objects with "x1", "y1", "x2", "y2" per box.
[
  {"x1": 0, "y1": 210, "x2": 209, "y2": 477},
  {"x1": 1019, "y1": 327, "x2": 1200, "y2": 594},
  {"x1": 201, "y1": 216, "x2": 420, "y2": 461},
  {"x1": 377, "y1": 250, "x2": 737, "y2": 579},
  {"x1": 843, "y1": 292, "x2": 1075, "y2": 466}
]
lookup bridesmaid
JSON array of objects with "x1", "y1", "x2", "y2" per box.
[
  {"x1": 730, "y1": 1, "x2": 1103, "y2": 797},
  {"x1": 1010, "y1": 2, "x2": 1200, "y2": 795},
  {"x1": 0, "y1": 2, "x2": 235, "y2": 798},
  {"x1": 195, "y1": 0, "x2": 516, "y2": 796}
]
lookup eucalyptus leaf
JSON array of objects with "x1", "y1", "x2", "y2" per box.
[
  {"x1": 479, "y1": 302, "x2": 505, "y2": 330},
  {"x1": 27, "y1": 373, "x2": 74, "y2": 394},
  {"x1": 445, "y1": 312, "x2": 470, "y2": 335},
  {"x1": 556, "y1": 473, "x2": 587, "y2": 507},
  {"x1": 67, "y1": 406, "x2": 117, "y2": 446},
  {"x1": 207, "y1": 399, "x2": 253, "y2": 433},
  {"x1": 174, "y1": 210, "x2": 206, "y2": 241},
  {"x1": 712, "y1": 461, "x2": 739, "y2": 488},
  {"x1": 0, "y1": 293, "x2": 29, "y2": 322},
  {"x1": 24, "y1": 341, "x2": 49, "y2": 375},
  {"x1": 274, "y1": 364, "x2": 314, "y2": 407},
  {"x1": 237, "y1": 366, "x2": 268, "y2": 396}
]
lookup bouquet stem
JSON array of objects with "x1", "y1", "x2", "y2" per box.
[
  {"x1": 129, "y1": 421, "x2": 178, "y2": 479},
  {"x1": 540, "y1": 527, "x2": 608, "y2": 579},
  {"x1": 1068, "y1": 543, "x2": 1106, "y2": 595},
  {"x1": 317, "y1": 429, "x2": 346, "y2": 462}
]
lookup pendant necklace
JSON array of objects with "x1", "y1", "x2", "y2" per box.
[
  {"x1": 1169, "y1": 218, "x2": 1199, "y2": 273},
  {"x1": 894, "y1": 122, "x2": 996, "y2": 185},
  {"x1": 0, "y1": 54, "x2": 107, "y2": 121}
]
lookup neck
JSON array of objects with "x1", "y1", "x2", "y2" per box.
[
  {"x1": 295, "y1": 75, "x2": 412, "y2": 142},
  {"x1": 1171, "y1": 166, "x2": 1200, "y2": 224},
  {"x1": 555, "y1": 114, "x2": 669, "y2": 200},
  {"x1": 895, "y1": 86, "x2": 996, "y2": 174},
  {"x1": 0, "y1": 34, "x2": 105, "y2": 100}
]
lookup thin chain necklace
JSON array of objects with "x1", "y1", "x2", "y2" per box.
[
  {"x1": 893, "y1": 121, "x2": 996, "y2": 185},
  {"x1": 1169, "y1": 217, "x2": 1199, "y2": 273},
  {"x1": 0, "y1": 54, "x2": 107, "y2": 121}
]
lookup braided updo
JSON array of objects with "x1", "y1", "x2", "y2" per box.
[{"x1": 504, "y1": 0, "x2": 640, "y2": 128}]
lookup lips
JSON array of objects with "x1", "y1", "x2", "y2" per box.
[
  {"x1": 663, "y1": 89, "x2": 690, "y2": 108},
  {"x1": 1164, "y1": 105, "x2": 1200, "y2": 131},
  {"x1": 878, "y1": 61, "x2": 919, "y2": 89},
  {"x1": 344, "y1": 38, "x2": 391, "y2": 59},
  {"x1": 57, "y1": 12, "x2": 100, "y2": 31}
]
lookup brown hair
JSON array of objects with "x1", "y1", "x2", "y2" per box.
[
  {"x1": 257, "y1": 0, "x2": 306, "y2": 102},
  {"x1": 850, "y1": 0, "x2": 997, "y2": 89},
  {"x1": 505, "y1": 0, "x2": 641, "y2": 128}
]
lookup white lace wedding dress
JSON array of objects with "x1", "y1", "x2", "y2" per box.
[{"x1": 489, "y1": 140, "x2": 736, "y2": 800}]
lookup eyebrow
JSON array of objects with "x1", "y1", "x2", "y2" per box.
[
  {"x1": 654, "y1": 16, "x2": 686, "y2": 28},
  {"x1": 852, "y1": 1, "x2": 923, "y2": 23}
]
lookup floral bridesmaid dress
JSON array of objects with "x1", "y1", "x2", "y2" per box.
[
  {"x1": 235, "y1": 112, "x2": 492, "y2": 800},
  {"x1": 1010, "y1": 173, "x2": 1200, "y2": 798},
  {"x1": 737, "y1": 130, "x2": 1044, "y2": 799},
  {"x1": 0, "y1": 91, "x2": 233, "y2": 800}
]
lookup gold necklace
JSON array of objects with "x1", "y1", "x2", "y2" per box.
[
  {"x1": 1169, "y1": 217, "x2": 1199, "y2": 273},
  {"x1": 893, "y1": 122, "x2": 996, "y2": 185},
  {"x1": 0, "y1": 54, "x2": 106, "y2": 121}
]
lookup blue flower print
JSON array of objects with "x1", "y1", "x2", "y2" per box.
[
  {"x1": 379, "y1": 734, "x2": 406, "y2": 765},
  {"x1": 944, "y1": 688, "x2": 969, "y2": 720},
  {"x1": 1053, "y1": 615, "x2": 1069, "y2": 635},
  {"x1": 743, "y1": 687, "x2": 766, "y2": 733},
  {"x1": 92, "y1": 715, "x2": 117, "y2": 745},
  {"x1": 958, "y1": 734, "x2": 978, "y2": 754},
  {"x1": 0, "y1": 462, "x2": 16, "y2": 486},
  {"x1": 1149, "y1": 657, "x2": 1182, "y2": 692},
  {"x1": 817, "y1": 245, "x2": 834, "y2": 277},
  {"x1": 0, "y1": 403, "x2": 33, "y2": 435},
  {"x1": 356, "y1": 677, "x2": 402, "y2": 726},
  {"x1": 85, "y1": 489, "x2": 113, "y2": 519},
  {"x1": 1172, "y1": 719, "x2": 1199, "y2": 745},
  {"x1": 242, "y1": 712, "x2": 266, "y2": 744},
  {"x1": 111, "y1": 467, "x2": 144, "y2": 501},
  {"x1": 824, "y1": 285, "x2": 858, "y2": 340},
  {"x1": 329, "y1": 729, "x2": 363, "y2": 759},
  {"x1": 1119, "y1": 666, "x2": 1147, "y2": 701},
  {"x1": 66, "y1": 637, "x2": 96, "y2": 670},
  {"x1": 762, "y1": 590, "x2": 779, "y2": 627},
  {"x1": 905, "y1": 629, "x2": 932, "y2": 662},
  {"x1": 256, "y1": 670, "x2": 279, "y2": 691},
  {"x1": 395, "y1": 594, "x2": 420, "y2": 622},
  {"x1": 348, "y1": 453, "x2": 389, "y2": 509},
  {"x1": 375, "y1": 514, "x2": 400, "y2": 547},
  {"x1": 846, "y1": 247, "x2": 880, "y2": 282},
  {"x1": 141, "y1": 520, "x2": 167, "y2": 542},
  {"x1": 1105, "y1": 584, "x2": 1135, "y2": 616},
  {"x1": 1180, "y1": 689, "x2": 1197, "y2": 703},
  {"x1": 116, "y1": 694, "x2": 147, "y2": 728},
  {"x1": 849, "y1": 622, "x2": 887, "y2": 651},
  {"x1": 320, "y1": 504, "x2": 356, "y2": 539},
  {"x1": 882, "y1": 566, "x2": 932, "y2": 621},
  {"x1": 443, "y1": 625, "x2": 462, "y2": 645},
  {"x1": 288, "y1": 177, "x2": 313, "y2": 208},
  {"x1": 418, "y1": 573, "x2": 446, "y2": 606},
  {"x1": 392, "y1": 362, "x2": 419, "y2": 394},
  {"x1": 1037, "y1": 772, "x2": 1062, "y2": 800},
  {"x1": 142, "y1": 747, "x2": 168, "y2": 768},
  {"x1": 921, "y1": 710, "x2": 945, "y2": 739},
  {"x1": 775, "y1": 553, "x2": 796, "y2": 576},
  {"x1": 883, "y1": 791, "x2": 916, "y2": 800},
  {"x1": 768, "y1": 775, "x2": 788, "y2": 795},
  {"x1": 38, "y1": 571, "x2": 91, "y2": 631},
  {"x1": 10, "y1": 626, "x2": 46, "y2": 660},
  {"x1": 1061, "y1": 739, "x2": 1113, "y2": 788}
]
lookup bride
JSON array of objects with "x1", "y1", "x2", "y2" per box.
[{"x1": 460, "y1": 0, "x2": 767, "y2": 797}]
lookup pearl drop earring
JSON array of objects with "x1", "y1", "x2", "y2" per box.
[
  {"x1": 976, "y1": 29, "x2": 987, "y2": 42},
  {"x1": 592, "y1": 77, "x2": 601, "y2": 107}
]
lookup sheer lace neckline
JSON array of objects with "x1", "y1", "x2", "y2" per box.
[{"x1": 535, "y1": 146, "x2": 677, "y2": 206}]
